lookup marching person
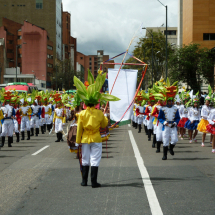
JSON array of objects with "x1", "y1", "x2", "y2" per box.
[
  {"x1": 19, "y1": 97, "x2": 32, "y2": 140},
  {"x1": 53, "y1": 94, "x2": 66, "y2": 142},
  {"x1": 11, "y1": 97, "x2": 20, "y2": 142},
  {"x1": 30, "y1": 98, "x2": 41, "y2": 137},
  {"x1": 184, "y1": 98, "x2": 200, "y2": 143},
  {"x1": 74, "y1": 70, "x2": 120, "y2": 188},
  {"x1": 0, "y1": 92, "x2": 15, "y2": 147},
  {"x1": 43, "y1": 98, "x2": 52, "y2": 133},
  {"x1": 158, "y1": 79, "x2": 180, "y2": 160}
]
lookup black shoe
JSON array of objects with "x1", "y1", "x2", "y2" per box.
[
  {"x1": 152, "y1": 134, "x2": 156, "y2": 148},
  {"x1": 135, "y1": 123, "x2": 137, "y2": 129},
  {"x1": 169, "y1": 144, "x2": 175, "y2": 156},
  {"x1": 8, "y1": 136, "x2": 12, "y2": 147},
  {"x1": 156, "y1": 141, "x2": 161, "y2": 153},
  {"x1": 91, "y1": 166, "x2": 101, "y2": 188},
  {"x1": 41, "y1": 126, "x2": 44, "y2": 134},
  {"x1": 148, "y1": 129, "x2": 152, "y2": 141},
  {"x1": 21, "y1": 131, "x2": 25, "y2": 140},
  {"x1": 30, "y1": 128, "x2": 34, "y2": 136},
  {"x1": 27, "y1": 131, "x2": 30, "y2": 140},
  {"x1": 55, "y1": 133, "x2": 60, "y2": 142},
  {"x1": 36, "y1": 128, "x2": 39, "y2": 136},
  {"x1": 162, "y1": 146, "x2": 168, "y2": 160},
  {"x1": 81, "y1": 166, "x2": 89, "y2": 186},
  {"x1": 16, "y1": 133, "x2": 19, "y2": 143},
  {"x1": 0, "y1": 136, "x2": 5, "y2": 147},
  {"x1": 138, "y1": 124, "x2": 141, "y2": 133}
]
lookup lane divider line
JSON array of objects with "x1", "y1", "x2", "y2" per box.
[
  {"x1": 32, "y1": 145, "x2": 50, "y2": 156},
  {"x1": 128, "y1": 130, "x2": 163, "y2": 215}
]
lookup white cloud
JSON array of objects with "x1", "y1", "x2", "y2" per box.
[{"x1": 63, "y1": 0, "x2": 178, "y2": 62}]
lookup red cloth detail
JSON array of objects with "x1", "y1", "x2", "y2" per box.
[
  {"x1": 136, "y1": 108, "x2": 140, "y2": 116},
  {"x1": 178, "y1": 117, "x2": 189, "y2": 128},
  {"x1": 16, "y1": 110, "x2": 21, "y2": 125},
  {"x1": 206, "y1": 124, "x2": 215, "y2": 135},
  {"x1": 151, "y1": 107, "x2": 159, "y2": 118},
  {"x1": 145, "y1": 106, "x2": 151, "y2": 120},
  {"x1": 41, "y1": 107, "x2": 45, "y2": 118}
]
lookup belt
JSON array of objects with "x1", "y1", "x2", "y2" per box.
[
  {"x1": 167, "y1": 121, "x2": 174, "y2": 124},
  {"x1": 4, "y1": 117, "x2": 12, "y2": 119},
  {"x1": 56, "y1": 116, "x2": 64, "y2": 120},
  {"x1": 85, "y1": 128, "x2": 99, "y2": 135},
  {"x1": 22, "y1": 114, "x2": 28, "y2": 116},
  {"x1": 45, "y1": 112, "x2": 50, "y2": 114}
]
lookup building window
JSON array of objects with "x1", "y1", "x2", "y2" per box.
[
  {"x1": 89, "y1": 62, "x2": 91, "y2": 65},
  {"x1": 89, "y1": 57, "x2": 91, "y2": 61},
  {"x1": 164, "y1": 30, "x2": 177, "y2": 36},
  {"x1": 7, "y1": 49, "x2": 13, "y2": 53},
  {"x1": 18, "y1": 36, "x2": 22, "y2": 39},
  {"x1": 36, "y1": 0, "x2": 43, "y2": 9},
  {"x1": 47, "y1": 63, "x2": 53, "y2": 68},
  {"x1": 18, "y1": 54, "x2": 22, "y2": 58},
  {"x1": 12, "y1": 5, "x2": 14, "y2": 6},
  {"x1": 47, "y1": 45, "x2": 53, "y2": 50},
  {"x1": 47, "y1": 54, "x2": 53, "y2": 59},
  {"x1": 89, "y1": 67, "x2": 91, "y2": 70},
  {"x1": 41, "y1": 83, "x2": 46, "y2": 88},
  {"x1": 80, "y1": 57, "x2": 83, "y2": 60},
  {"x1": 203, "y1": 33, "x2": 215, "y2": 41}
]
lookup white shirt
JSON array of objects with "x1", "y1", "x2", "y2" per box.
[
  {"x1": 188, "y1": 107, "x2": 200, "y2": 121},
  {"x1": 179, "y1": 105, "x2": 189, "y2": 118},
  {"x1": 207, "y1": 109, "x2": 215, "y2": 125},
  {"x1": 201, "y1": 105, "x2": 211, "y2": 120}
]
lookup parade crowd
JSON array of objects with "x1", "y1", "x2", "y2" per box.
[{"x1": 132, "y1": 78, "x2": 215, "y2": 160}]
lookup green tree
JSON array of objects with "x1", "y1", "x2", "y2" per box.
[
  {"x1": 52, "y1": 59, "x2": 84, "y2": 90},
  {"x1": 168, "y1": 43, "x2": 215, "y2": 92},
  {"x1": 123, "y1": 30, "x2": 174, "y2": 88}
]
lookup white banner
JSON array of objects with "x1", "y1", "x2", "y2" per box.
[{"x1": 108, "y1": 69, "x2": 138, "y2": 123}]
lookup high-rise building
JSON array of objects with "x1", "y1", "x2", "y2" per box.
[
  {"x1": 145, "y1": 27, "x2": 178, "y2": 45},
  {"x1": 0, "y1": 0, "x2": 62, "y2": 61},
  {"x1": 183, "y1": 0, "x2": 215, "y2": 49},
  {"x1": 76, "y1": 50, "x2": 114, "y2": 81},
  {"x1": 62, "y1": 11, "x2": 77, "y2": 71},
  {"x1": 0, "y1": 18, "x2": 54, "y2": 88}
]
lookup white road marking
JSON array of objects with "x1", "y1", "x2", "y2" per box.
[
  {"x1": 128, "y1": 124, "x2": 131, "y2": 127},
  {"x1": 128, "y1": 130, "x2": 163, "y2": 215},
  {"x1": 32, "y1": 145, "x2": 50, "y2": 156}
]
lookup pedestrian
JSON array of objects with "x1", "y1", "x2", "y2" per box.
[
  {"x1": 158, "y1": 79, "x2": 180, "y2": 160},
  {"x1": 74, "y1": 70, "x2": 120, "y2": 188},
  {"x1": 197, "y1": 86, "x2": 212, "y2": 147},
  {"x1": 0, "y1": 91, "x2": 15, "y2": 147},
  {"x1": 184, "y1": 98, "x2": 200, "y2": 143}
]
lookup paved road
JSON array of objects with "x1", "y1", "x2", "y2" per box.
[{"x1": 0, "y1": 124, "x2": 215, "y2": 215}]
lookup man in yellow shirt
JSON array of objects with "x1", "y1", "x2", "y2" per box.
[{"x1": 74, "y1": 70, "x2": 120, "y2": 188}]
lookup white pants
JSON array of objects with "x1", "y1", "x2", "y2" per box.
[
  {"x1": 143, "y1": 117, "x2": 147, "y2": 126},
  {"x1": 82, "y1": 142, "x2": 102, "y2": 167},
  {"x1": 21, "y1": 116, "x2": 30, "y2": 131},
  {"x1": 162, "y1": 125, "x2": 178, "y2": 147},
  {"x1": 40, "y1": 118, "x2": 45, "y2": 126},
  {"x1": 55, "y1": 118, "x2": 63, "y2": 133},
  {"x1": 147, "y1": 117, "x2": 153, "y2": 130},
  {"x1": 153, "y1": 123, "x2": 157, "y2": 134},
  {"x1": 44, "y1": 114, "x2": 52, "y2": 125},
  {"x1": 1, "y1": 120, "x2": 14, "y2": 137},
  {"x1": 137, "y1": 116, "x2": 144, "y2": 124},
  {"x1": 30, "y1": 115, "x2": 40, "y2": 128},
  {"x1": 14, "y1": 119, "x2": 19, "y2": 133},
  {"x1": 156, "y1": 122, "x2": 163, "y2": 142}
]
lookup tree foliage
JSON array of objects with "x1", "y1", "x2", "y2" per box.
[
  {"x1": 168, "y1": 43, "x2": 215, "y2": 92},
  {"x1": 52, "y1": 59, "x2": 84, "y2": 90},
  {"x1": 123, "y1": 30, "x2": 174, "y2": 88}
]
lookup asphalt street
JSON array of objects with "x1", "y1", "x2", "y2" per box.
[{"x1": 0, "y1": 124, "x2": 215, "y2": 215}]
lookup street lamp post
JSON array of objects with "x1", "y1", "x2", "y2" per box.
[
  {"x1": 142, "y1": 28, "x2": 154, "y2": 85},
  {"x1": 16, "y1": 42, "x2": 27, "y2": 82},
  {"x1": 157, "y1": 0, "x2": 168, "y2": 80}
]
